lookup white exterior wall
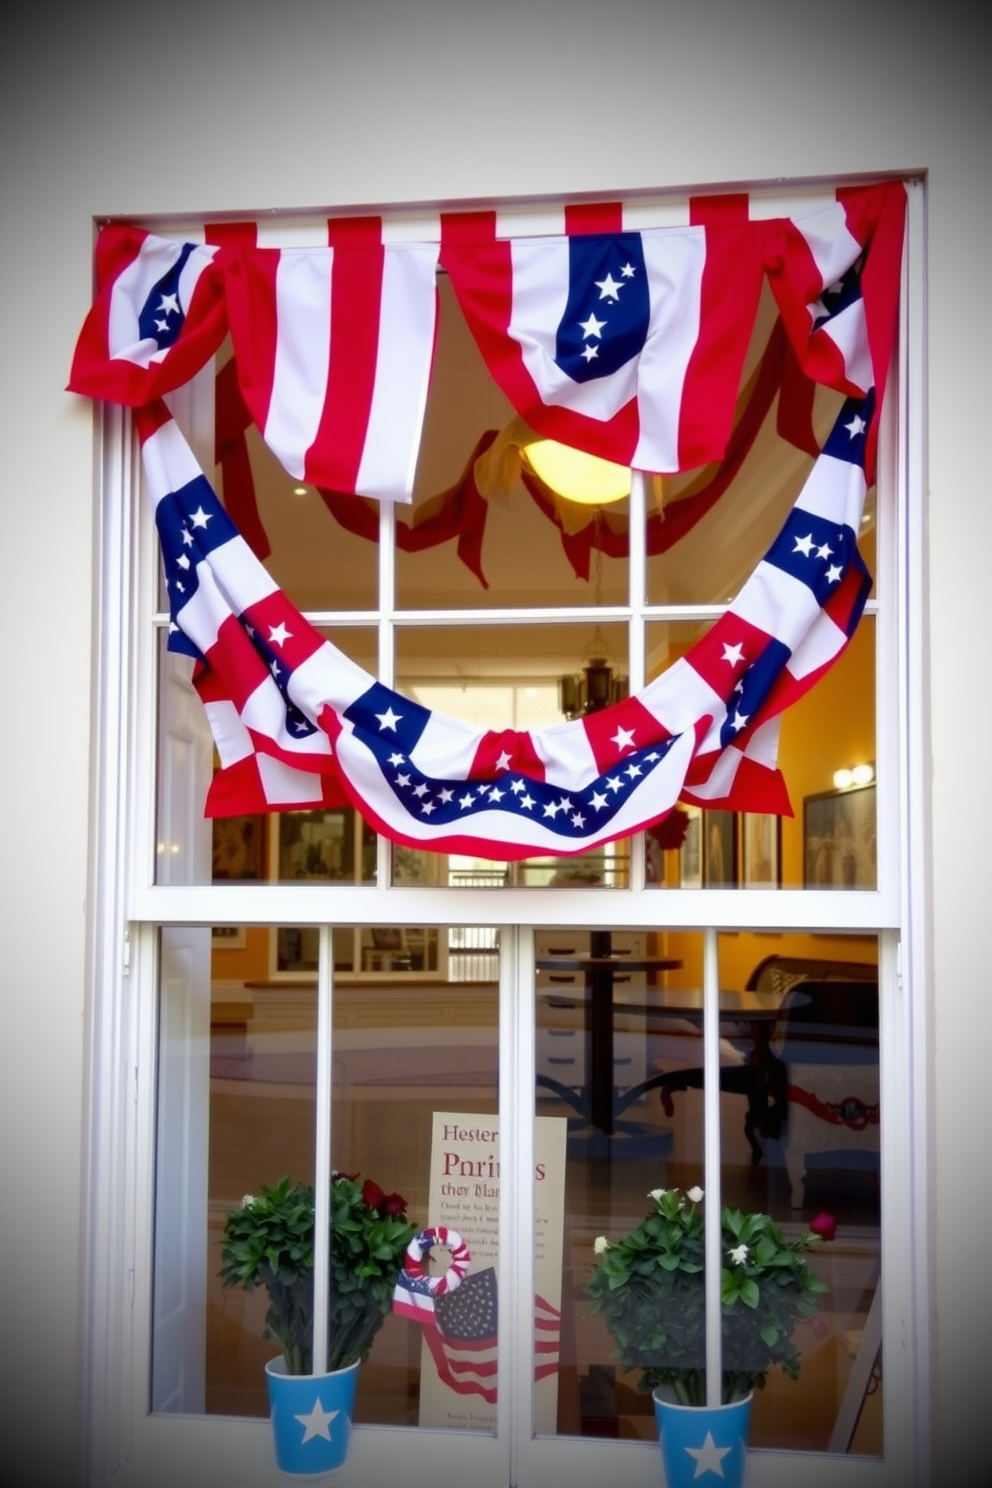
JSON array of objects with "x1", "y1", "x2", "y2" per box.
[{"x1": 1, "y1": 3, "x2": 988, "y2": 1484}]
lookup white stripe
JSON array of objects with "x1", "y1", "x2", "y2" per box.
[
  {"x1": 785, "y1": 610, "x2": 849, "y2": 682},
  {"x1": 408, "y1": 713, "x2": 489, "y2": 779},
  {"x1": 788, "y1": 201, "x2": 861, "y2": 291},
  {"x1": 257, "y1": 752, "x2": 330, "y2": 805},
  {"x1": 264, "y1": 250, "x2": 333, "y2": 480},
  {"x1": 142, "y1": 419, "x2": 203, "y2": 501},
  {"x1": 240, "y1": 677, "x2": 334, "y2": 759},
  {"x1": 203, "y1": 699, "x2": 253, "y2": 768},
  {"x1": 207, "y1": 534, "x2": 280, "y2": 614},
  {"x1": 640, "y1": 656, "x2": 723, "y2": 736},
  {"x1": 356, "y1": 243, "x2": 439, "y2": 502},
  {"x1": 536, "y1": 719, "x2": 599, "y2": 791},
  {"x1": 795, "y1": 452, "x2": 867, "y2": 529},
  {"x1": 820, "y1": 301, "x2": 873, "y2": 394},
  {"x1": 631, "y1": 228, "x2": 706, "y2": 471},
  {"x1": 174, "y1": 568, "x2": 228, "y2": 653},
  {"x1": 289, "y1": 640, "x2": 373, "y2": 723},
  {"x1": 733, "y1": 561, "x2": 823, "y2": 651}
]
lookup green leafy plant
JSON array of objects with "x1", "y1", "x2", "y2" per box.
[
  {"x1": 584, "y1": 1185, "x2": 833, "y2": 1406},
  {"x1": 219, "y1": 1172, "x2": 417, "y2": 1376}
]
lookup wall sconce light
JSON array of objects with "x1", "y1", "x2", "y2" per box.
[{"x1": 833, "y1": 761, "x2": 875, "y2": 790}]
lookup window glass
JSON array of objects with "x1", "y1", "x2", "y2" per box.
[
  {"x1": 548, "y1": 929, "x2": 880, "y2": 1454},
  {"x1": 152, "y1": 925, "x2": 500, "y2": 1429}
]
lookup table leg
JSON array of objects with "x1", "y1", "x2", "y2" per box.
[{"x1": 589, "y1": 930, "x2": 614, "y2": 1134}]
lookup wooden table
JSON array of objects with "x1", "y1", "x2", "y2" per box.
[{"x1": 536, "y1": 929, "x2": 683, "y2": 1135}]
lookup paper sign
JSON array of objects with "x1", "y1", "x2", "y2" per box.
[{"x1": 415, "y1": 1111, "x2": 567, "y2": 1433}]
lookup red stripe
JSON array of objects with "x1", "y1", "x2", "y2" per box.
[
  {"x1": 239, "y1": 590, "x2": 327, "y2": 673},
  {"x1": 564, "y1": 202, "x2": 623, "y2": 235},
  {"x1": 225, "y1": 249, "x2": 282, "y2": 444},
  {"x1": 214, "y1": 359, "x2": 270, "y2": 559},
  {"x1": 315, "y1": 217, "x2": 385, "y2": 490},
  {"x1": 204, "y1": 221, "x2": 258, "y2": 248},
  {"x1": 582, "y1": 697, "x2": 670, "y2": 775},
  {"x1": 470, "y1": 730, "x2": 546, "y2": 782},
  {"x1": 677, "y1": 221, "x2": 764, "y2": 469},
  {"x1": 688, "y1": 193, "x2": 750, "y2": 225},
  {"x1": 134, "y1": 398, "x2": 173, "y2": 444},
  {"x1": 837, "y1": 182, "x2": 906, "y2": 482},
  {"x1": 686, "y1": 611, "x2": 773, "y2": 700}
]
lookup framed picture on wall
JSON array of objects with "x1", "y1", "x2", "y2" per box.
[
  {"x1": 702, "y1": 810, "x2": 738, "y2": 887},
  {"x1": 803, "y1": 784, "x2": 877, "y2": 887},
  {"x1": 741, "y1": 813, "x2": 782, "y2": 888},
  {"x1": 211, "y1": 813, "x2": 266, "y2": 882},
  {"x1": 679, "y1": 805, "x2": 702, "y2": 888},
  {"x1": 211, "y1": 925, "x2": 247, "y2": 949}
]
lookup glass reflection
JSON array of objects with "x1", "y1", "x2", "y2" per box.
[
  {"x1": 153, "y1": 924, "x2": 500, "y2": 1429},
  {"x1": 543, "y1": 930, "x2": 881, "y2": 1455}
]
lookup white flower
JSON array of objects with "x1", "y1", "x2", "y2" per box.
[
  {"x1": 648, "y1": 1188, "x2": 667, "y2": 1203},
  {"x1": 241, "y1": 1193, "x2": 256, "y2": 1208},
  {"x1": 728, "y1": 1243, "x2": 749, "y2": 1265},
  {"x1": 593, "y1": 1236, "x2": 610, "y2": 1255},
  {"x1": 687, "y1": 1185, "x2": 704, "y2": 1204}
]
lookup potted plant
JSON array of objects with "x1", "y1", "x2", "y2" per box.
[
  {"x1": 585, "y1": 1185, "x2": 834, "y2": 1488},
  {"x1": 220, "y1": 1172, "x2": 417, "y2": 1474}
]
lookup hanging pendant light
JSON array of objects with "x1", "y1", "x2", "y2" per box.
[{"x1": 558, "y1": 630, "x2": 629, "y2": 720}]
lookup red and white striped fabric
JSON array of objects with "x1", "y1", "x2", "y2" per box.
[
  {"x1": 67, "y1": 225, "x2": 228, "y2": 405},
  {"x1": 224, "y1": 218, "x2": 439, "y2": 502},
  {"x1": 138, "y1": 382, "x2": 872, "y2": 856}
]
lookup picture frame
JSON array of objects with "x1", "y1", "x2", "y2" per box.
[
  {"x1": 273, "y1": 807, "x2": 358, "y2": 883},
  {"x1": 211, "y1": 925, "x2": 247, "y2": 950},
  {"x1": 678, "y1": 805, "x2": 702, "y2": 888},
  {"x1": 211, "y1": 813, "x2": 266, "y2": 882},
  {"x1": 702, "y1": 809, "x2": 738, "y2": 888},
  {"x1": 803, "y1": 783, "x2": 877, "y2": 887},
  {"x1": 741, "y1": 812, "x2": 782, "y2": 889}
]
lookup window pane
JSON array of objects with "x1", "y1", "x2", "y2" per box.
[
  {"x1": 537, "y1": 928, "x2": 705, "y2": 1440},
  {"x1": 152, "y1": 925, "x2": 317, "y2": 1416},
  {"x1": 396, "y1": 276, "x2": 631, "y2": 612},
  {"x1": 334, "y1": 935, "x2": 499, "y2": 1430},
  {"x1": 549, "y1": 929, "x2": 880, "y2": 1454},
  {"x1": 718, "y1": 932, "x2": 881, "y2": 1456},
  {"x1": 152, "y1": 924, "x2": 500, "y2": 1428},
  {"x1": 644, "y1": 618, "x2": 876, "y2": 890}
]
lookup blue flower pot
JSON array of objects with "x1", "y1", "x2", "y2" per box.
[
  {"x1": 652, "y1": 1390, "x2": 752, "y2": 1488},
  {"x1": 265, "y1": 1357, "x2": 359, "y2": 1475}
]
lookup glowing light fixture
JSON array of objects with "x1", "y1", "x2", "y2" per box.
[
  {"x1": 833, "y1": 761, "x2": 875, "y2": 790},
  {"x1": 521, "y1": 439, "x2": 631, "y2": 505}
]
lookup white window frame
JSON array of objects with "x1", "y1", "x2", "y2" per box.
[{"x1": 80, "y1": 178, "x2": 932, "y2": 1488}]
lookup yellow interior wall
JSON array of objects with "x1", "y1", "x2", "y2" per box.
[{"x1": 661, "y1": 617, "x2": 878, "y2": 988}]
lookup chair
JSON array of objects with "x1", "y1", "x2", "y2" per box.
[
  {"x1": 770, "y1": 979, "x2": 880, "y2": 1207},
  {"x1": 638, "y1": 956, "x2": 879, "y2": 1168}
]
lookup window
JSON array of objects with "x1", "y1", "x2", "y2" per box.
[{"x1": 85, "y1": 178, "x2": 924, "y2": 1488}]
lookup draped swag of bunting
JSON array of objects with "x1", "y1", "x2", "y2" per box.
[{"x1": 68, "y1": 183, "x2": 905, "y2": 861}]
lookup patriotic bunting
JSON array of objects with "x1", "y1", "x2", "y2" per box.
[
  {"x1": 137, "y1": 378, "x2": 872, "y2": 855},
  {"x1": 71, "y1": 184, "x2": 903, "y2": 847}
]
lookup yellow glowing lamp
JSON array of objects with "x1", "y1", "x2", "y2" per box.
[{"x1": 521, "y1": 439, "x2": 631, "y2": 505}]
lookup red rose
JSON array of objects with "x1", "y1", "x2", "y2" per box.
[
  {"x1": 809, "y1": 1211, "x2": 837, "y2": 1242},
  {"x1": 361, "y1": 1178, "x2": 407, "y2": 1215}
]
